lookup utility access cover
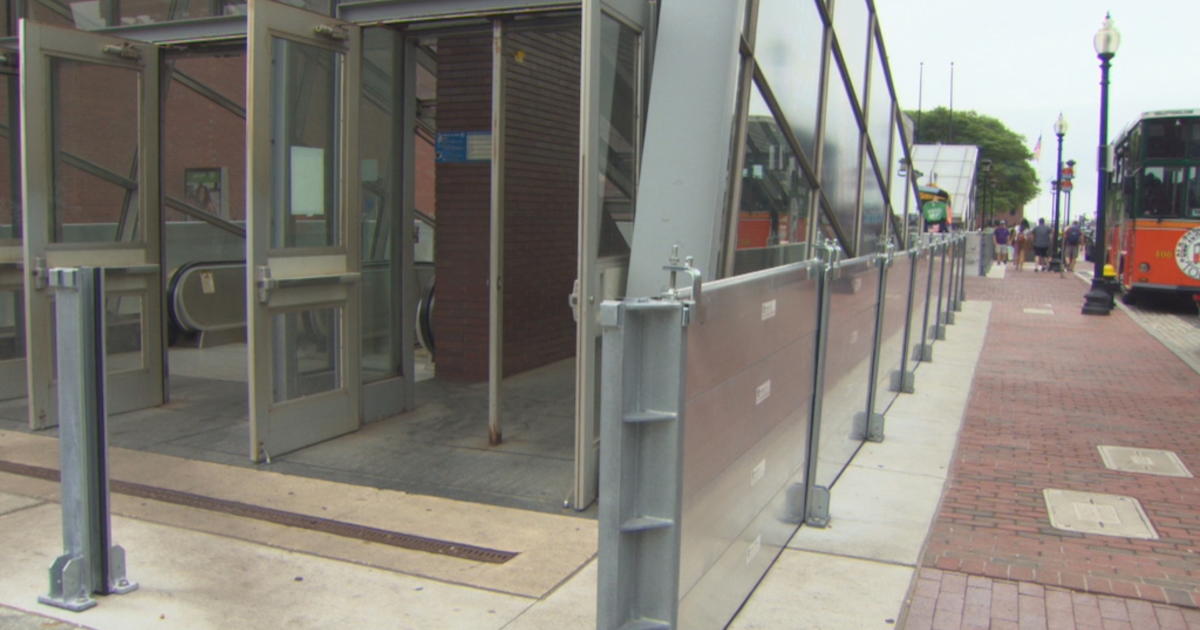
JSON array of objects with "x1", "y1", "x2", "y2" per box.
[
  {"x1": 1098, "y1": 445, "x2": 1193, "y2": 477},
  {"x1": 1023, "y1": 307, "x2": 1054, "y2": 315},
  {"x1": 1043, "y1": 489, "x2": 1158, "y2": 539}
]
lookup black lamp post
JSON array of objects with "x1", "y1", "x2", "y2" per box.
[
  {"x1": 1083, "y1": 13, "x2": 1121, "y2": 315},
  {"x1": 1049, "y1": 114, "x2": 1067, "y2": 273}
]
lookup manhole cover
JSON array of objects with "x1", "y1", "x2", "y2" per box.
[
  {"x1": 1098, "y1": 445, "x2": 1192, "y2": 477},
  {"x1": 1023, "y1": 308, "x2": 1054, "y2": 315},
  {"x1": 1043, "y1": 489, "x2": 1157, "y2": 539}
]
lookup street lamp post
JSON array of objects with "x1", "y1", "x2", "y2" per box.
[
  {"x1": 1049, "y1": 114, "x2": 1067, "y2": 273},
  {"x1": 1083, "y1": 13, "x2": 1121, "y2": 315}
]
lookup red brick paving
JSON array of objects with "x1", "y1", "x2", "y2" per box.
[{"x1": 908, "y1": 270, "x2": 1200, "y2": 627}]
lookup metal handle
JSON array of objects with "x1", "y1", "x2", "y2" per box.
[{"x1": 256, "y1": 266, "x2": 360, "y2": 303}]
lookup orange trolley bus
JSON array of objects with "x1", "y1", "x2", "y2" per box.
[{"x1": 1105, "y1": 109, "x2": 1200, "y2": 302}]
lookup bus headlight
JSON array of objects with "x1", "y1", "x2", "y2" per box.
[{"x1": 1138, "y1": 262, "x2": 1151, "y2": 273}]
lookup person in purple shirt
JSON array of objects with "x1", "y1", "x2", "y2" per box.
[{"x1": 993, "y1": 221, "x2": 1011, "y2": 265}]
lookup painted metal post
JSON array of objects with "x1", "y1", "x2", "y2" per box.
[
  {"x1": 944, "y1": 238, "x2": 958, "y2": 323},
  {"x1": 956, "y1": 235, "x2": 967, "y2": 307},
  {"x1": 40, "y1": 267, "x2": 136, "y2": 612},
  {"x1": 932, "y1": 238, "x2": 948, "y2": 340},
  {"x1": 893, "y1": 247, "x2": 917, "y2": 393},
  {"x1": 917, "y1": 236, "x2": 936, "y2": 362},
  {"x1": 804, "y1": 239, "x2": 841, "y2": 527},
  {"x1": 864, "y1": 242, "x2": 893, "y2": 442}
]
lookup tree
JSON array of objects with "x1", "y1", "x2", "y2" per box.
[{"x1": 905, "y1": 107, "x2": 1039, "y2": 220}]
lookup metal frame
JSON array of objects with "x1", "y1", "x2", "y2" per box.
[
  {"x1": 246, "y1": 0, "x2": 362, "y2": 461},
  {"x1": 20, "y1": 19, "x2": 164, "y2": 429},
  {"x1": 487, "y1": 18, "x2": 505, "y2": 445},
  {"x1": 39, "y1": 267, "x2": 136, "y2": 612}
]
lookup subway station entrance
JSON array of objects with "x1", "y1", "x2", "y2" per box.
[{"x1": 0, "y1": 0, "x2": 653, "y2": 513}]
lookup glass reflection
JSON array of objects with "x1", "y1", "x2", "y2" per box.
[
  {"x1": 866, "y1": 44, "x2": 893, "y2": 170},
  {"x1": 597, "y1": 14, "x2": 639, "y2": 257},
  {"x1": 860, "y1": 173, "x2": 886, "y2": 254},
  {"x1": 755, "y1": 0, "x2": 824, "y2": 160},
  {"x1": 831, "y1": 0, "x2": 869, "y2": 104},
  {"x1": 51, "y1": 58, "x2": 140, "y2": 244},
  {"x1": 270, "y1": 37, "x2": 340, "y2": 249},
  {"x1": 271, "y1": 306, "x2": 340, "y2": 402},
  {"x1": 820, "y1": 74, "x2": 862, "y2": 253},
  {"x1": 26, "y1": 0, "x2": 330, "y2": 31},
  {"x1": 0, "y1": 72, "x2": 17, "y2": 240},
  {"x1": 733, "y1": 80, "x2": 812, "y2": 275}
]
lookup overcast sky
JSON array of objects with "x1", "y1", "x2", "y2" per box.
[{"x1": 874, "y1": 0, "x2": 1200, "y2": 223}]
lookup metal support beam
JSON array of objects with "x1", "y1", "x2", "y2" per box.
[
  {"x1": 804, "y1": 239, "x2": 841, "y2": 528},
  {"x1": 39, "y1": 267, "x2": 136, "y2": 612},
  {"x1": 597, "y1": 296, "x2": 688, "y2": 630}
]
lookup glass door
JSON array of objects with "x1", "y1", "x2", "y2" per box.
[
  {"x1": 19, "y1": 21, "x2": 164, "y2": 429},
  {"x1": 246, "y1": 0, "x2": 361, "y2": 461},
  {"x1": 0, "y1": 52, "x2": 22, "y2": 402},
  {"x1": 574, "y1": 1, "x2": 648, "y2": 510}
]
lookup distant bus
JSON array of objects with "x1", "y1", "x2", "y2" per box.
[{"x1": 1105, "y1": 109, "x2": 1200, "y2": 302}]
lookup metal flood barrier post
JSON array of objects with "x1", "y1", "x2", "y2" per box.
[
  {"x1": 931, "y1": 237, "x2": 949, "y2": 340},
  {"x1": 915, "y1": 236, "x2": 938, "y2": 361},
  {"x1": 598, "y1": 251, "x2": 824, "y2": 629},
  {"x1": 39, "y1": 267, "x2": 137, "y2": 612}
]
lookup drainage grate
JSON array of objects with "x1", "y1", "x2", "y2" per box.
[
  {"x1": 1098, "y1": 445, "x2": 1192, "y2": 478},
  {"x1": 1043, "y1": 488, "x2": 1158, "y2": 539},
  {"x1": 0, "y1": 460, "x2": 518, "y2": 564}
]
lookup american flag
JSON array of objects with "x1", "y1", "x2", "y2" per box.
[{"x1": 1032, "y1": 135, "x2": 1042, "y2": 162}]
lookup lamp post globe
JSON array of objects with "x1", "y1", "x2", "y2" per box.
[
  {"x1": 1083, "y1": 13, "x2": 1121, "y2": 315},
  {"x1": 1049, "y1": 113, "x2": 1067, "y2": 273}
]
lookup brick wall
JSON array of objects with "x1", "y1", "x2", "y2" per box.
[{"x1": 433, "y1": 27, "x2": 581, "y2": 382}]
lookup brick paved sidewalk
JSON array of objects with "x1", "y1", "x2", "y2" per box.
[{"x1": 905, "y1": 271, "x2": 1200, "y2": 628}]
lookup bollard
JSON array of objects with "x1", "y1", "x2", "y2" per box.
[{"x1": 39, "y1": 267, "x2": 136, "y2": 612}]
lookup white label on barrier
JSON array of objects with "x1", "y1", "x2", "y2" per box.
[
  {"x1": 756, "y1": 380, "x2": 771, "y2": 405},
  {"x1": 746, "y1": 534, "x2": 762, "y2": 565},
  {"x1": 751, "y1": 459, "x2": 766, "y2": 487},
  {"x1": 761, "y1": 299, "x2": 777, "y2": 320},
  {"x1": 849, "y1": 329, "x2": 859, "y2": 345}
]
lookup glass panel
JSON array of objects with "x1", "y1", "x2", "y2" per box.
[
  {"x1": 163, "y1": 53, "x2": 247, "y2": 225},
  {"x1": 1143, "y1": 118, "x2": 1191, "y2": 160},
  {"x1": 360, "y1": 27, "x2": 397, "y2": 384},
  {"x1": 831, "y1": 0, "x2": 869, "y2": 104},
  {"x1": 0, "y1": 289, "x2": 22, "y2": 360},
  {"x1": 866, "y1": 43, "x2": 892, "y2": 171},
  {"x1": 27, "y1": 0, "x2": 289, "y2": 30},
  {"x1": 597, "y1": 13, "x2": 638, "y2": 257},
  {"x1": 270, "y1": 37, "x2": 340, "y2": 249},
  {"x1": 0, "y1": 73, "x2": 17, "y2": 240},
  {"x1": 820, "y1": 73, "x2": 861, "y2": 250},
  {"x1": 733, "y1": 80, "x2": 812, "y2": 275},
  {"x1": 106, "y1": 293, "x2": 143, "y2": 372},
  {"x1": 755, "y1": 0, "x2": 824, "y2": 159},
  {"x1": 272, "y1": 306, "x2": 340, "y2": 402},
  {"x1": 52, "y1": 58, "x2": 140, "y2": 243},
  {"x1": 860, "y1": 172, "x2": 885, "y2": 254},
  {"x1": 1138, "y1": 166, "x2": 1200, "y2": 219}
]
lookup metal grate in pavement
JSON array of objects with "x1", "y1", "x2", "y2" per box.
[
  {"x1": 0, "y1": 459, "x2": 518, "y2": 564},
  {"x1": 1098, "y1": 445, "x2": 1192, "y2": 477},
  {"x1": 1043, "y1": 488, "x2": 1158, "y2": 539}
]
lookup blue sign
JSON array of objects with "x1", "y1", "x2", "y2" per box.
[{"x1": 436, "y1": 131, "x2": 492, "y2": 163}]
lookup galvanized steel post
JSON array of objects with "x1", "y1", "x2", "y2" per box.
[
  {"x1": 864, "y1": 242, "x2": 893, "y2": 442},
  {"x1": 39, "y1": 267, "x2": 136, "y2": 612},
  {"x1": 932, "y1": 237, "x2": 948, "y2": 340},
  {"x1": 803, "y1": 239, "x2": 841, "y2": 527},
  {"x1": 917, "y1": 235, "x2": 937, "y2": 362},
  {"x1": 893, "y1": 247, "x2": 918, "y2": 393}
]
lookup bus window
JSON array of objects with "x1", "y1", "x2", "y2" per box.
[
  {"x1": 1139, "y1": 166, "x2": 1191, "y2": 218},
  {"x1": 1144, "y1": 118, "x2": 1187, "y2": 159},
  {"x1": 1189, "y1": 121, "x2": 1200, "y2": 159},
  {"x1": 1189, "y1": 167, "x2": 1200, "y2": 218}
]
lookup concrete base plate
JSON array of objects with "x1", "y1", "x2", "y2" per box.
[{"x1": 1098, "y1": 445, "x2": 1192, "y2": 477}]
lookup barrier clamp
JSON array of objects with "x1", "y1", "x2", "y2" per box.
[{"x1": 39, "y1": 267, "x2": 137, "y2": 612}]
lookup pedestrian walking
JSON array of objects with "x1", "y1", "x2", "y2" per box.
[
  {"x1": 993, "y1": 221, "x2": 1011, "y2": 265},
  {"x1": 1063, "y1": 220, "x2": 1083, "y2": 272},
  {"x1": 1031, "y1": 218, "x2": 1052, "y2": 272}
]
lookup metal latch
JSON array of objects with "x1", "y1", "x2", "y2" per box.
[
  {"x1": 662, "y1": 244, "x2": 703, "y2": 325},
  {"x1": 101, "y1": 43, "x2": 141, "y2": 60},
  {"x1": 313, "y1": 24, "x2": 348, "y2": 40},
  {"x1": 568, "y1": 278, "x2": 580, "y2": 323},
  {"x1": 32, "y1": 257, "x2": 48, "y2": 290},
  {"x1": 256, "y1": 265, "x2": 273, "y2": 304}
]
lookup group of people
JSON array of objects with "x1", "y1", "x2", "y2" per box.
[{"x1": 992, "y1": 218, "x2": 1084, "y2": 273}]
